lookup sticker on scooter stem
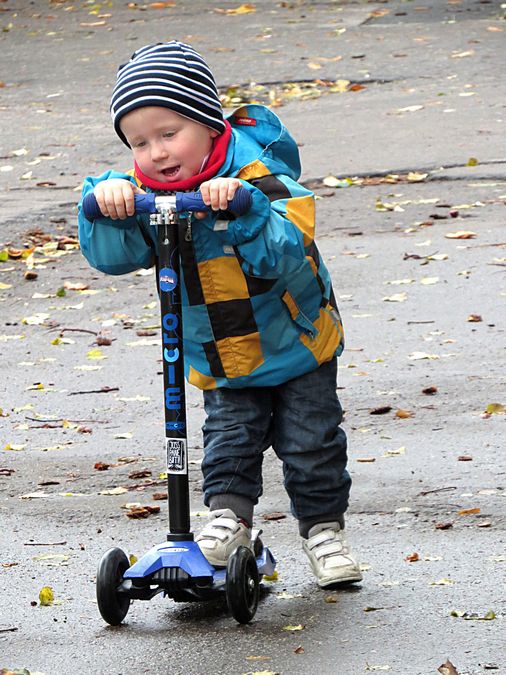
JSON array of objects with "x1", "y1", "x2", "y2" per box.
[
  {"x1": 166, "y1": 420, "x2": 186, "y2": 431},
  {"x1": 166, "y1": 438, "x2": 187, "y2": 474},
  {"x1": 159, "y1": 267, "x2": 178, "y2": 292}
]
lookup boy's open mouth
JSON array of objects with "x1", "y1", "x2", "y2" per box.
[{"x1": 161, "y1": 165, "x2": 180, "y2": 178}]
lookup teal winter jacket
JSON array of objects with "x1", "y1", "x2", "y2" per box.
[{"x1": 78, "y1": 105, "x2": 344, "y2": 389}]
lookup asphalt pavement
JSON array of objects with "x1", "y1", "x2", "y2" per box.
[{"x1": 1, "y1": 1, "x2": 505, "y2": 674}]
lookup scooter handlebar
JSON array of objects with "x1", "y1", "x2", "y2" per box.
[{"x1": 82, "y1": 188, "x2": 252, "y2": 222}]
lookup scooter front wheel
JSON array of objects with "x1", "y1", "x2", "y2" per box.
[
  {"x1": 226, "y1": 546, "x2": 259, "y2": 624},
  {"x1": 96, "y1": 547, "x2": 131, "y2": 625}
]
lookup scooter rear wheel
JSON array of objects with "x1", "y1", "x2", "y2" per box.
[
  {"x1": 226, "y1": 546, "x2": 259, "y2": 624},
  {"x1": 96, "y1": 547, "x2": 131, "y2": 625}
]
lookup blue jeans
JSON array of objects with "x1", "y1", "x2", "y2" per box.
[{"x1": 201, "y1": 358, "x2": 351, "y2": 534}]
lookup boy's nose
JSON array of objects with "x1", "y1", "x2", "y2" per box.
[{"x1": 151, "y1": 141, "x2": 168, "y2": 162}]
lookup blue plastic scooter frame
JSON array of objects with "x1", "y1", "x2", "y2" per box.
[{"x1": 84, "y1": 189, "x2": 276, "y2": 611}]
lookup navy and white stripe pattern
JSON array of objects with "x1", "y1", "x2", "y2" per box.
[{"x1": 110, "y1": 41, "x2": 225, "y2": 146}]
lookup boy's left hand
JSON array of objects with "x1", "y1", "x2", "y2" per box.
[{"x1": 195, "y1": 177, "x2": 242, "y2": 219}]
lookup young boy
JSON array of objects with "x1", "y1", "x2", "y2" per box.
[{"x1": 78, "y1": 41, "x2": 361, "y2": 588}]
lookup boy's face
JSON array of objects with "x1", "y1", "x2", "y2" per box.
[{"x1": 119, "y1": 106, "x2": 219, "y2": 183}]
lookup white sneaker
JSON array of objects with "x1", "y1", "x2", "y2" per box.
[
  {"x1": 196, "y1": 508, "x2": 252, "y2": 567},
  {"x1": 302, "y1": 522, "x2": 362, "y2": 588}
]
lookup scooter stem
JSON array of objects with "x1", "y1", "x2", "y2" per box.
[{"x1": 157, "y1": 213, "x2": 192, "y2": 540}]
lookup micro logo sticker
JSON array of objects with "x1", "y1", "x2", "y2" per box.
[
  {"x1": 166, "y1": 420, "x2": 186, "y2": 432},
  {"x1": 159, "y1": 268, "x2": 177, "y2": 292}
]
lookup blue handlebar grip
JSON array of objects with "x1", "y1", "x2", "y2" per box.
[
  {"x1": 176, "y1": 187, "x2": 252, "y2": 217},
  {"x1": 81, "y1": 192, "x2": 157, "y2": 221}
]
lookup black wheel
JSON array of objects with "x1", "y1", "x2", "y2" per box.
[
  {"x1": 96, "y1": 547, "x2": 131, "y2": 625},
  {"x1": 226, "y1": 546, "x2": 259, "y2": 624}
]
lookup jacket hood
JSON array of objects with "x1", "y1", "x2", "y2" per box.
[{"x1": 222, "y1": 105, "x2": 302, "y2": 180}]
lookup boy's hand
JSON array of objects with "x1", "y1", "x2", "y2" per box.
[
  {"x1": 93, "y1": 179, "x2": 145, "y2": 220},
  {"x1": 195, "y1": 177, "x2": 242, "y2": 219}
]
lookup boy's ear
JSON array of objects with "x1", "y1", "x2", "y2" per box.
[{"x1": 209, "y1": 129, "x2": 220, "y2": 139}]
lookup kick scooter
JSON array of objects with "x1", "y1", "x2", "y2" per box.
[{"x1": 82, "y1": 188, "x2": 276, "y2": 625}]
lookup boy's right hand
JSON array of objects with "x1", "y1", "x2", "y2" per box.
[{"x1": 93, "y1": 179, "x2": 145, "y2": 220}]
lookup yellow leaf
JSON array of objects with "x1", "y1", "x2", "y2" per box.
[
  {"x1": 218, "y1": 3, "x2": 255, "y2": 14},
  {"x1": 485, "y1": 403, "x2": 505, "y2": 414},
  {"x1": 0, "y1": 282, "x2": 12, "y2": 290},
  {"x1": 430, "y1": 578, "x2": 454, "y2": 586},
  {"x1": 129, "y1": 554, "x2": 138, "y2": 565},
  {"x1": 331, "y1": 79, "x2": 350, "y2": 93},
  {"x1": 39, "y1": 586, "x2": 55, "y2": 605},
  {"x1": 86, "y1": 348, "x2": 106, "y2": 360},
  {"x1": 263, "y1": 570, "x2": 278, "y2": 582},
  {"x1": 26, "y1": 382, "x2": 45, "y2": 390},
  {"x1": 282, "y1": 624, "x2": 305, "y2": 631},
  {"x1": 307, "y1": 62, "x2": 322, "y2": 70},
  {"x1": 4, "y1": 443, "x2": 26, "y2": 451},
  {"x1": 407, "y1": 172, "x2": 428, "y2": 182},
  {"x1": 420, "y1": 277, "x2": 439, "y2": 285},
  {"x1": 466, "y1": 157, "x2": 479, "y2": 166}
]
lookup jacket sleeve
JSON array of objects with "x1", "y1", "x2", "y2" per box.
[{"x1": 78, "y1": 171, "x2": 155, "y2": 276}]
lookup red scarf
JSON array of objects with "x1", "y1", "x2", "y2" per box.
[{"x1": 134, "y1": 121, "x2": 232, "y2": 192}]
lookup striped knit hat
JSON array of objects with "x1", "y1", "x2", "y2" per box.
[{"x1": 110, "y1": 41, "x2": 225, "y2": 146}]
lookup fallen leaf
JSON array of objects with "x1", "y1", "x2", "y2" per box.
[
  {"x1": 383, "y1": 446, "x2": 406, "y2": 457},
  {"x1": 435, "y1": 522, "x2": 453, "y2": 530},
  {"x1": 100, "y1": 487, "x2": 128, "y2": 496},
  {"x1": 382, "y1": 292, "x2": 407, "y2": 302},
  {"x1": 405, "y1": 552, "x2": 420, "y2": 562},
  {"x1": 467, "y1": 314, "x2": 482, "y2": 322},
  {"x1": 458, "y1": 507, "x2": 480, "y2": 516},
  {"x1": 485, "y1": 403, "x2": 505, "y2": 414},
  {"x1": 356, "y1": 457, "x2": 376, "y2": 463},
  {"x1": 458, "y1": 455, "x2": 473, "y2": 462},
  {"x1": 294, "y1": 645, "x2": 305, "y2": 654},
  {"x1": 409, "y1": 352, "x2": 439, "y2": 360},
  {"x1": 422, "y1": 386, "x2": 438, "y2": 395},
  {"x1": 86, "y1": 348, "x2": 106, "y2": 360},
  {"x1": 125, "y1": 504, "x2": 160, "y2": 518},
  {"x1": 215, "y1": 3, "x2": 256, "y2": 14},
  {"x1": 430, "y1": 578, "x2": 454, "y2": 586},
  {"x1": 445, "y1": 231, "x2": 477, "y2": 239},
  {"x1": 38, "y1": 586, "x2": 55, "y2": 606},
  {"x1": 282, "y1": 624, "x2": 305, "y2": 631},
  {"x1": 262, "y1": 512, "x2": 286, "y2": 521},
  {"x1": 370, "y1": 405, "x2": 392, "y2": 415},
  {"x1": 63, "y1": 280, "x2": 89, "y2": 291},
  {"x1": 396, "y1": 409, "x2": 414, "y2": 419},
  {"x1": 397, "y1": 105, "x2": 424, "y2": 113},
  {"x1": 438, "y1": 660, "x2": 459, "y2": 675},
  {"x1": 466, "y1": 157, "x2": 478, "y2": 166}
]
